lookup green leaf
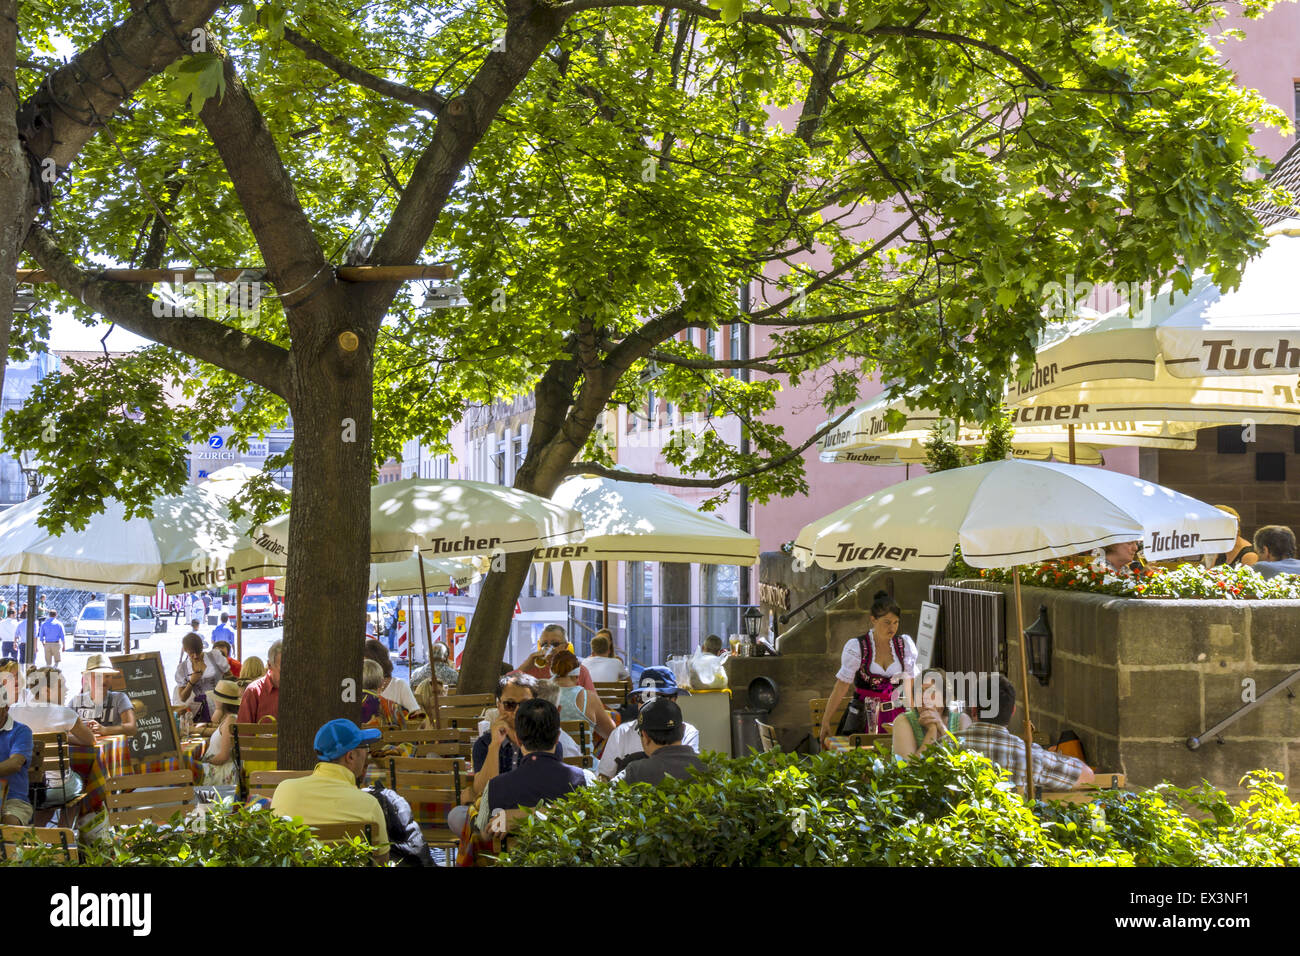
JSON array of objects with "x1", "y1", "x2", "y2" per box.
[{"x1": 720, "y1": 0, "x2": 743, "y2": 25}]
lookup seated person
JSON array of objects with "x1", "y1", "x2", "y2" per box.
[
  {"x1": 236, "y1": 655, "x2": 265, "y2": 690},
  {"x1": 13, "y1": 668, "x2": 95, "y2": 746},
  {"x1": 533, "y1": 679, "x2": 588, "y2": 760},
  {"x1": 598, "y1": 667, "x2": 699, "y2": 780},
  {"x1": 0, "y1": 667, "x2": 33, "y2": 825},
  {"x1": 67, "y1": 656, "x2": 137, "y2": 737},
  {"x1": 364, "y1": 638, "x2": 419, "y2": 713},
  {"x1": 891, "y1": 668, "x2": 971, "y2": 759},
  {"x1": 447, "y1": 673, "x2": 555, "y2": 836},
  {"x1": 477, "y1": 698, "x2": 594, "y2": 836},
  {"x1": 580, "y1": 629, "x2": 629, "y2": 684},
  {"x1": 1252, "y1": 525, "x2": 1300, "y2": 580},
  {"x1": 611, "y1": 697, "x2": 705, "y2": 785},
  {"x1": 516, "y1": 624, "x2": 597, "y2": 695},
  {"x1": 551, "y1": 650, "x2": 616, "y2": 740},
  {"x1": 1204, "y1": 505, "x2": 1258, "y2": 568},
  {"x1": 958, "y1": 675, "x2": 1093, "y2": 792},
  {"x1": 1098, "y1": 541, "x2": 1149, "y2": 575},
  {"x1": 270, "y1": 718, "x2": 389, "y2": 864},
  {"x1": 199, "y1": 681, "x2": 242, "y2": 787},
  {"x1": 212, "y1": 639, "x2": 242, "y2": 679},
  {"x1": 360, "y1": 659, "x2": 407, "y2": 728}
]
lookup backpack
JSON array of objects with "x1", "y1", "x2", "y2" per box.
[{"x1": 367, "y1": 782, "x2": 434, "y2": 867}]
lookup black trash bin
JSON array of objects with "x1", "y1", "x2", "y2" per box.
[{"x1": 731, "y1": 708, "x2": 765, "y2": 756}]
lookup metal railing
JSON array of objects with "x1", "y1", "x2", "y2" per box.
[
  {"x1": 774, "y1": 567, "x2": 869, "y2": 639},
  {"x1": 1188, "y1": 668, "x2": 1300, "y2": 750},
  {"x1": 567, "y1": 598, "x2": 758, "y2": 668}
]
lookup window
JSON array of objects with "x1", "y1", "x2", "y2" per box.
[
  {"x1": 661, "y1": 563, "x2": 691, "y2": 659},
  {"x1": 701, "y1": 564, "x2": 740, "y2": 640},
  {"x1": 706, "y1": 328, "x2": 716, "y2": 358},
  {"x1": 512, "y1": 435, "x2": 525, "y2": 474},
  {"x1": 729, "y1": 323, "x2": 745, "y2": 379},
  {"x1": 491, "y1": 437, "x2": 506, "y2": 484}
]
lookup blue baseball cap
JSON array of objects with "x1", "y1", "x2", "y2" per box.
[
  {"x1": 630, "y1": 665, "x2": 688, "y2": 696},
  {"x1": 314, "y1": 718, "x2": 382, "y2": 761}
]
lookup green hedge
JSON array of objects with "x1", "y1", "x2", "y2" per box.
[
  {"x1": 497, "y1": 747, "x2": 1300, "y2": 866},
  {"x1": 1, "y1": 802, "x2": 374, "y2": 866}
]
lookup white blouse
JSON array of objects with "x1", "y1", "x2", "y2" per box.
[{"x1": 835, "y1": 632, "x2": 920, "y2": 684}]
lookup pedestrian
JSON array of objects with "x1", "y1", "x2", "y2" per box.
[
  {"x1": 38, "y1": 609, "x2": 65, "y2": 666},
  {"x1": 172, "y1": 597, "x2": 182, "y2": 624},
  {"x1": 0, "y1": 608, "x2": 17, "y2": 660}
]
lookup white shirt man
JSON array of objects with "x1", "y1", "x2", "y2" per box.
[{"x1": 0, "y1": 613, "x2": 18, "y2": 658}]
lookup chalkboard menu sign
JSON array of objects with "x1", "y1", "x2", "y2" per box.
[{"x1": 111, "y1": 652, "x2": 180, "y2": 762}]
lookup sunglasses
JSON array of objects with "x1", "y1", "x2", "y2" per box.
[
  {"x1": 499, "y1": 699, "x2": 520, "y2": 711},
  {"x1": 540, "y1": 642, "x2": 564, "y2": 650}
]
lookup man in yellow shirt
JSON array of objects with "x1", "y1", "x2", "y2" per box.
[{"x1": 271, "y1": 718, "x2": 389, "y2": 863}]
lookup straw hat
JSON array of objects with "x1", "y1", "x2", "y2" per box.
[
  {"x1": 211, "y1": 679, "x2": 242, "y2": 707},
  {"x1": 84, "y1": 654, "x2": 118, "y2": 674}
]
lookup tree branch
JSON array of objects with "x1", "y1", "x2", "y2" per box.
[
  {"x1": 367, "y1": 0, "x2": 570, "y2": 318},
  {"x1": 283, "y1": 27, "x2": 446, "y2": 114},
  {"x1": 550, "y1": 0, "x2": 1051, "y2": 90},
  {"x1": 197, "y1": 35, "x2": 333, "y2": 316},
  {"x1": 564, "y1": 406, "x2": 855, "y2": 487},
  {"x1": 26, "y1": 225, "x2": 292, "y2": 400}
]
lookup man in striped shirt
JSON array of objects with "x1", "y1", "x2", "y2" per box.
[{"x1": 959, "y1": 674, "x2": 1092, "y2": 792}]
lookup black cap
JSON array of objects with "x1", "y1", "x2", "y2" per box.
[{"x1": 637, "y1": 697, "x2": 683, "y2": 734}]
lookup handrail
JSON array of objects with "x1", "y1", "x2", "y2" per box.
[
  {"x1": 1187, "y1": 667, "x2": 1300, "y2": 750},
  {"x1": 778, "y1": 567, "x2": 869, "y2": 627}
]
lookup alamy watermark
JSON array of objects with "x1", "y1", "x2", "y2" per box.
[
  {"x1": 1040, "y1": 274, "x2": 1153, "y2": 323},
  {"x1": 152, "y1": 275, "x2": 263, "y2": 319}
]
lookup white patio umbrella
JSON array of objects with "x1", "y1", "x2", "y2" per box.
[
  {"x1": 794, "y1": 459, "x2": 1234, "y2": 795},
  {"x1": 1018, "y1": 223, "x2": 1300, "y2": 399},
  {"x1": 253, "y1": 477, "x2": 583, "y2": 721},
  {"x1": 820, "y1": 440, "x2": 1106, "y2": 466},
  {"x1": 538, "y1": 474, "x2": 760, "y2": 622},
  {"x1": 368, "y1": 553, "x2": 476, "y2": 595},
  {"x1": 1007, "y1": 223, "x2": 1300, "y2": 436},
  {"x1": 0, "y1": 484, "x2": 287, "y2": 594},
  {"x1": 253, "y1": 476, "x2": 585, "y2": 562},
  {"x1": 199, "y1": 463, "x2": 290, "y2": 501}
]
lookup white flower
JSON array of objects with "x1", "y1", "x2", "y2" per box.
[{"x1": 790, "y1": 808, "x2": 807, "y2": 836}]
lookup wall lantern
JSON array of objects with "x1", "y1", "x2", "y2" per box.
[{"x1": 1024, "y1": 604, "x2": 1053, "y2": 686}]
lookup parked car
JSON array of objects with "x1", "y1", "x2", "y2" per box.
[
  {"x1": 241, "y1": 593, "x2": 276, "y2": 628},
  {"x1": 71, "y1": 601, "x2": 154, "y2": 652}
]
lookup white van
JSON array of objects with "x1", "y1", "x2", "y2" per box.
[{"x1": 71, "y1": 600, "x2": 155, "y2": 652}]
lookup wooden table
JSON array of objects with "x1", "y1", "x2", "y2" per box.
[{"x1": 824, "y1": 733, "x2": 892, "y2": 753}]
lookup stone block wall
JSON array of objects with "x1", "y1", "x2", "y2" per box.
[
  {"x1": 726, "y1": 560, "x2": 937, "y2": 752},
  {"x1": 963, "y1": 581, "x2": 1300, "y2": 800}
]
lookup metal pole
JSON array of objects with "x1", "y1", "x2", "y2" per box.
[
  {"x1": 121, "y1": 592, "x2": 130, "y2": 652},
  {"x1": 1013, "y1": 572, "x2": 1036, "y2": 800},
  {"x1": 24, "y1": 585, "x2": 35, "y2": 667},
  {"x1": 415, "y1": 549, "x2": 441, "y2": 728},
  {"x1": 236, "y1": 584, "x2": 243, "y2": 662},
  {"x1": 602, "y1": 560, "x2": 609, "y2": 630}
]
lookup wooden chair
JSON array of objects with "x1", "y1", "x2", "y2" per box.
[
  {"x1": 846, "y1": 732, "x2": 892, "y2": 751},
  {"x1": 414, "y1": 740, "x2": 474, "y2": 759},
  {"x1": 810, "y1": 697, "x2": 851, "y2": 744},
  {"x1": 756, "y1": 720, "x2": 779, "y2": 753},
  {"x1": 1037, "y1": 773, "x2": 1127, "y2": 804},
  {"x1": 310, "y1": 821, "x2": 375, "y2": 842},
  {"x1": 594, "y1": 680, "x2": 631, "y2": 710},
  {"x1": 106, "y1": 769, "x2": 197, "y2": 826},
  {"x1": 233, "y1": 723, "x2": 278, "y2": 766},
  {"x1": 384, "y1": 755, "x2": 463, "y2": 859},
  {"x1": 0, "y1": 825, "x2": 79, "y2": 862},
  {"x1": 247, "y1": 770, "x2": 311, "y2": 802},
  {"x1": 437, "y1": 693, "x2": 493, "y2": 709},
  {"x1": 559, "y1": 720, "x2": 593, "y2": 767},
  {"x1": 29, "y1": 732, "x2": 84, "y2": 821}
]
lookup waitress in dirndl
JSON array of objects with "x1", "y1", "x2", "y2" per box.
[{"x1": 818, "y1": 590, "x2": 919, "y2": 747}]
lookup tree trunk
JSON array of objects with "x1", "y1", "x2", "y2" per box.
[
  {"x1": 458, "y1": 370, "x2": 588, "y2": 693},
  {"x1": 277, "y1": 299, "x2": 374, "y2": 767},
  {"x1": 0, "y1": 0, "x2": 33, "y2": 403}
]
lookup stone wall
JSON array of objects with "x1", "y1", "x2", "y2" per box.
[
  {"x1": 1149, "y1": 424, "x2": 1300, "y2": 533},
  {"x1": 962, "y1": 580, "x2": 1300, "y2": 800},
  {"x1": 727, "y1": 557, "x2": 937, "y2": 752}
]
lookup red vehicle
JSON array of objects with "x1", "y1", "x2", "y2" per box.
[{"x1": 239, "y1": 578, "x2": 282, "y2": 628}]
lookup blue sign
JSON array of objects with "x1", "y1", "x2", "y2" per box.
[{"x1": 208, "y1": 435, "x2": 224, "y2": 449}]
